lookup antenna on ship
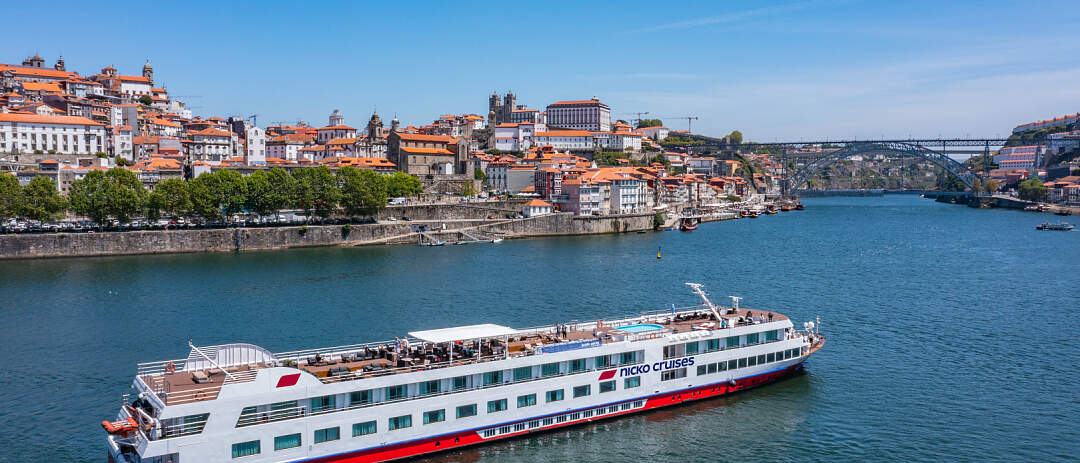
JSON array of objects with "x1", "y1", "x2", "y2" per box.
[{"x1": 686, "y1": 283, "x2": 724, "y2": 323}]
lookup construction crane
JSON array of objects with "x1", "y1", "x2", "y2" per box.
[
  {"x1": 249, "y1": 114, "x2": 259, "y2": 127},
  {"x1": 619, "y1": 111, "x2": 650, "y2": 128},
  {"x1": 668, "y1": 116, "x2": 699, "y2": 133}
]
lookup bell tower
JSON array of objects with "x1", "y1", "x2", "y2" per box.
[
  {"x1": 368, "y1": 112, "x2": 384, "y2": 139},
  {"x1": 142, "y1": 60, "x2": 154, "y2": 84},
  {"x1": 54, "y1": 56, "x2": 65, "y2": 71}
]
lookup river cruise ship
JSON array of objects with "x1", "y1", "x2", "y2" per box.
[{"x1": 104, "y1": 284, "x2": 825, "y2": 463}]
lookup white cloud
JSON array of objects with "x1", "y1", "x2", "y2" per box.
[{"x1": 641, "y1": 1, "x2": 821, "y2": 32}]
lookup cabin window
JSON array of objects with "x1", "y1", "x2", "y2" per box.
[
  {"x1": 663, "y1": 344, "x2": 685, "y2": 359},
  {"x1": 685, "y1": 342, "x2": 699, "y2": 355},
  {"x1": 706, "y1": 339, "x2": 720, "y2": 351},
  {"x1": 513, "y1": 366, "x2": 533, "y2": 382},
  {"x1": 310, "y1": 395, "x2": 335, "y2": 413},
  {"x1": 423, "y1": 409, "x2": 445, "y2": 424},
  {"x1": 624, "y1": 376, "x2": 641, "y2": 388},
  {"x1": 349, "y1": 390, "x2": 372, "y2": 406},
  {"x1": 385, "y1": 385, "x2": 406, "y2": 401},
  {"x1": 388, "y1": 415, "x2": 412, "y2": 430},
  {"x1": 231, "y1": 440, "x2": 260, "y2": 458},
  {"x1": 419, "y1": 380, "x2": 440, "y2": 396},
  {"x1": 453, "y1": 376, "x2": 467, "y2": 391},
  {"x1": 274, "y1": 433, "x2": 301, "y2": 450},
  {"x1": 483, "y1": 371, "x2": 503, "y2": 386},
  {"x1": 746, "y1": 333, "x2": 760, "y2": 345},
  {"x1": 487, "y1": 399, "x2": 508, "y2": 413},
  {"x1": 573, "y1": 385, "x2": 591, "y2": 398},
  {"x1": 757, "y1": 354, "x2": 766, "y2": 365},
  {"x1": 661, "y1": 368, "x2": 687, "y2": 381},
  {"x1": 352, "y1": 421, "x2": 376, "y2": 436},
  {"x1": 620, "y1": 352, "x2": 636, "y2": 364},
  {"x1": 595, "y1": 355, "x2": 612, "y2": 368},
  {"x1": 569, "y1": 359, "x2": 587, "y2": 373},
  {"x1": 697, "y1": 365, "x2": 707, "y2": 375},
  {"x1": 748, "y1": 356, "x2": 758, "y2": 367},
  {"x1": 767, "y1": 353, "x2": 775, "y2": 363},
  {"x1": 738, "y1": 358, "x2": 748, "y2": 368},
  {"x1": 270, "y1": 401, "x2": 299, "y2": 420},
  {"x1": 600, "y1": 380, "x2": 616, "y2": 393},
  {"x1": 517, "y1": 393, "x2": 537, "y2": 407},
  {"x1": 546, "y1": 389, "x2": 564, "y2": 402},
  {"x1": 726, "y1": 336, "x2": 740, "y2": 348},
  {"x1": 709, "y1": 363, "x2": 719, "y2": 374},
  {"x1": 541, "y1": 362, "x2": 560, "y2": 377},
  {"x1": 314, "y1": 427, "x2": 339, "y2": 443},
  {"x1": 765, "y1": 330, "x2": 778, "y2": 342},
  {"x1": 457, "y1": 404, "x2": 477, "y2": 418}
]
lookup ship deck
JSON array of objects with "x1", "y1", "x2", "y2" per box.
[{"x1": 139, "y1": 307, "x2": 789, "y2": 405}]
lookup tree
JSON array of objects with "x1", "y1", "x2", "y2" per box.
[
  {"x1": 20, "y1": 176, "x2": 67, "y2": 222},
  {"x1": 138, "y1": 95, "x2": 153, "y2": 106},
  {"x1": 461, "y1": 182, "x2": 478, "y2": 197},
  {"x1": 727, "y1": 130, "x2": 743, "y2": 145},
  {"x1": 293, "y1": 166, "x2": 341, "y2": 219},
  {"x1": 189, "y1": 169, "x2": 246, "y2": 221},
  {"x1": 245, "y1": 167, "x2": 296, "y2": 217},
  {"x1": 147, "y1": 178, "x2": 192, "y2": 220},
  {"x1": 0, "y1": 174, "x2": 21, "y2": 219},
  {"x1": 652, "y1": 213, "x2": 665, "y2": 230},
  {"x1": 636, "y1": 119, "x2": 663, "y2": 129},
  {"x1": 983, "y1": 179, "x2": 999, "y2": 194},
  {"x1": 385, "y1": 171, "x2": 423, "y2": 198},
  {"x1": 1018, "y1": 178, "x2": 1047, "y2": 202},
  {"x1": 68, "y1": 168, "x2": 147, "y2": 226},
  {"x1": 338, "y1": 166, "x2": 387, "y2": 217},
  {"x1": 474, "y1": 168, "x2": 486, "y2": 182},
  {"x1": 115, "y1": 157, "x2": 132, "y2": 166}
]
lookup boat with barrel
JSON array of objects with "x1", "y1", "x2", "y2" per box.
[{"x1": 103, "y1": 284, "x2": 824, "y2": 463}]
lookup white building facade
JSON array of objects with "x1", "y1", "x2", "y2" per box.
[
  {"x1": 0, "y1": 113, "x2": 106, "y2": 154},
  {"x1": 545, "y1": 98, "x2": 611, "y2": 132}
]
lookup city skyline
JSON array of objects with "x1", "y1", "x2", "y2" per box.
[{"x1": 5, "y1": 0, "x2": 1079, "y2": 140}]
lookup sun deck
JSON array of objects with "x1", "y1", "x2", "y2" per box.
[{"x1": 137, "y1": 306, "x2": 789, "y2": 406}]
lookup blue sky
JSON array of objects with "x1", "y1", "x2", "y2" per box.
[{"x1": 6, "y1": 0, "x2": 1079, "y2": 140}]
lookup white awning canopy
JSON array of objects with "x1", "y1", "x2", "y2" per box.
[{"x1": 409, "y1": 324, "x2": 520, "y2": 343}]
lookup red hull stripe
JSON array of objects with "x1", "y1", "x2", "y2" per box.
[{"x1": 298, "y1": 362, "x2": 803, "y2": 463}]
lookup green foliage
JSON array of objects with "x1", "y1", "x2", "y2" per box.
[
  {"x1": 726, "y1": 195, "x2": 742, "y2": 202},
  {"x1": 637, "y1": 119, "x2": 663, "y2": 129},
  {"x1": 983, "y1": 179, "x2": 999, "y2": 194},
  {"x1": 0, "y1": 174, "x2": 21, "y2": 219},
  {"x1": 245, "y1": 167, "x2": 297, "y2": 216},
  {"x1": 338, "y1": 166, "x2": 388, "y2": 217},
  {"x1": 1018, "y1": 178, "x2": 1047, "y2": 202},
  {"x1": 20, "y1": 176, "x2": 66, "y2": 222},
  {"x1": 659, "y1": 136, "x2": 704, "y2": 147},
  {"x1": 33, "y1": 149, "x2": 43, "y2": 154},
  {"x1": 48, "y1": 149, "x2": 57, "y2": 155},
  {"x1": 293, "y1": 166, "x2": 341, "y2": 218},
  {"x1": 138, "y1": 95, "x2": 153, "y2": 106},
  {"x1": 189, "y1": 169, "x2": 247, "y2": 220},
  {"x1": 68, "y1": 168, "x2": 146, "y2": 225},
  {"x1": 935, "y1": 173, "x2": 967, "y2": 192},
  {"x1": 115, "y1": 157, "x2": 132, "y2": 167},
  {"x1": 474, "y1": 168, "x2": 486, "y2": 181},
  {"x1": 341, "y1": 223, "x2": 351, "y2": 235},
  {"x1": 727, "y1": 130, "x2": 743, "y2": 145},
  {"x1": 461, "y1": 182, "x2": 478, "y2": 197},
  {"x1": 593, "y1": 151, "x2": 631, "y2": 167},
  {"x1": 298, "y1": 225, "x2": 308, "y2": 235},
  {"x1": 649, "y1": 154, "x2": 671, "y2": 168},
  {"x1": 1072, "y1": 168, "x2": 1080, "y2": 175},
  {"x1": 652, "y1": 213, "x2": 664, "y2": 230},
  {"x1": 147, "y1": 178, "x2": 192, "y2": 220},
  {"x1": 385, "y1": 171, "x2": 422, "y2": 198}
]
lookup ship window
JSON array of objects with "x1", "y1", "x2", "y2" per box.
[
  {"x1": 541, "y1": 362, "x2": 560, "y2": 377},
  {"x1": 624, "y1": 376, "x2": 641, "y2": 389},
  {"x1": 274, "y1": 433, "x2": 301, "y2": 450},
  {"x1": 423, "y1": 409, "x2": 445, "y2": 424},
  {"x1": 349, "y1": 389, "x2": 372, "y2": 406},
  {"x1": 748, "y1": 356, "x2": 758, "y2": 367},
  {"x1": 529, "y1": 420, "x2": 541, "y2": 428},
  {"x1": 388, "y1": 415, "x2": 412, "y2": 430},
  {"x1": 583, "y1": 409, "x2": 593, "y2": 418},
  {"x1": 663, "y1": 344, "x2": 685, "y2": 359},
  {"x1": 726, "y1": 336, "x2": 739, "y2": 348},
  {"x1": 661, "y1": 368, "x2": 687, "y2": 381},
  {"x1": 569, "y1": 359, "x2": 587, "y2": 373},
  {"x1": 546, "y1": 389, "x2": 564, "y2": 402},
  {"x1": 231, "y1": 440, "x2": 260, "y2": 458},
  {"x1": 557, "y1": 414, "x2": 568, "y2": 423},
  {"x1": 310, "y1": 395, "x2": 335, "y2": 413},
  {"x1": 620, "y1": 352, "x2": 636, "y2": 364},
  {"x1": 453, "y1": 376, "x2": 468, "y2": 391},
  {"x1": 767, "y1": 353, "x2": 776, "y2": 363},
  {"x1": 600, "y1": 380, "x2": 616, "y2": 393},
  {"x1": 517, "y1": 393, "x2": 537, "y2": 407},
  {"x1": 514, "y1": 423, "x2": 526, "y2": 432},
  {"x1": 385, "y1": 385, "x2": 406, "y2": 401},
  {"x1": 543, "y1": 417, "x2": 555, "y2": 425},
  {"x1": 708, "y1": 363, "x2": 719, "y2": 374},
  {"x1": 573, "y1": 385, "x2": 591, "y2": 398},
  {"x1": 456, "y1": 404, "x2": 477, "y2": 418},
  {"x1": 314, "y1": 426, "x2": 339, "y2": 443},
  {"x1": 352, "y1": 421, "x2": 376, "y2": 436},
  {"x1": 487, "y1": 398, "x2": 508, "y2": 413},
  {"x1": 738, "y1": 358, "x2": 748, "y2": 368},
  {"x1": 270, "y1": 401, "x2": 300, "y2": 420},
  {"x1": 706, "y1": 339, "x2": 720, "y2": 351},
  {"x1": 513, "y1": 366, "x2": 533, "y2": 382},
  {"x1": 719, "y1": 361, "x2": 727, "y2": 372},
  {"x1": 757, "y1": 354, "x2": 766, "y2": 364},
  {"x1": 685, "y1": 342, "x2": 699, "y2": 355},
  {"x1": 766, "y1": 330, "x2": 778, "y2": 342},
  {"x1": 697, "y1": 365, "x2": 707, "y2": 376},
  {"x1": 483, "y1": 371, "x2": 504, "y2": 386},
  {"x1": 595, "y1": 355, "x2": 612, "y2": 368},
  {"x1": 483, "y1": 429, "x2": 496, "y2": 438},
  {"x1": 419, "y1": 380, "x2": 440, "y2": 396},
  {"x1": 746, "y1": 333, "x2": 760, "y2": 345}
]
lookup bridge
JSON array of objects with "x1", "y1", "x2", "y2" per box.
[{"x1": 682, "y1": 135, "x2": 1024, "y2": 196}]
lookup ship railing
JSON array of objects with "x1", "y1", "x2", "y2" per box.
[
  {"x1": 159, "y1": 383, "x2": 224, "y2": 405},
  {"x1": 318, "y1": 352, "x2": 507, "y2": 384},
  {"x1": 137, "y1": 357, "x2": 192, "y2": 377},
  {"x1": 159, "y1": 416, "x2": 211, "y2": 439}
]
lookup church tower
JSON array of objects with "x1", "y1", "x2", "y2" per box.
[
  {"x1": 488, "y1": 91, "x2": 500, "y2": 125},
  {"x1": 390, "y1": 116, "x2": 400, "y2": 133},
  {"x1": 23, "y1": 53, "x2": 45, "y2": 68},
  {"x1": 54, "y1": 56, "x2": 65, "y2": 71},
  {"x1": 330, "y1": 109, "x2": 344, "y2": 127},
  {"x1": 102, "y1": 66, "x2": 117, "y2": 78},
  {"x1": 142, "y1": 60, "x2": 154, "y2": 83},
  {"x1": 367, "y1": 112, "x2": 384, "y2": 139}
]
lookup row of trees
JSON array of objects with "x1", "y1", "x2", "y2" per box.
[{"x1": 0, "y1": 166, "x2": 424, "y2": 225}]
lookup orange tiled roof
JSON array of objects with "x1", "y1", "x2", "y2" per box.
[{"x1": 0, "y1": 113, "x2": 103, "y2": 125}]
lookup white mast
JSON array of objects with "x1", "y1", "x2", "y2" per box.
[{"x1": 685, "y1": 282, "x2": 724, "y2": 323}]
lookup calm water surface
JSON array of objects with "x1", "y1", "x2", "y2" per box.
[{"x1": 1, "y1": 195, "x2": 1077, "y2": 462}]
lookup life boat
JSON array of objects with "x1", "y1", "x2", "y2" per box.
[{"x1": 101, "y1": 416, "x2": 139, "y2": 436}]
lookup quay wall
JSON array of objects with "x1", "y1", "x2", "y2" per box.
[{"x1": 0, "y1": 212, "x2": 654, "y2": 260}]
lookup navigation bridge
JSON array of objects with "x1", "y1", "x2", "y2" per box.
[{"x1": 678, "y1": 135, "x2": 1027, "y2": 197}]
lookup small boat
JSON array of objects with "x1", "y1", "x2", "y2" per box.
[
  {"x1": 637, "y1": 230, "x2": 647, "y2": 234},
  {"x1": 491, "y1": 237, "x2": 504, "y2": 243},
  {"x1": 780, "y1": 205, "x2": 794, "y2": 212},
  {"x1": 1055, "y1": 210, "x2": 1072, "y2": 216},
  {"x1": 748, "y1": 211, "x2": 759, "y2": 218},
  {"x1": 795, "y1": 202, "x2": 805, "y2": 210},
  {"x1": 426, "y1": 240, "x2": 446, "y2": 246},
  {"x1": 1036, "y1": 222, "x2": 1073, "y2": 231},
  {"x1": 680, "y1": 218, "x2": 698, "y2": 231},
  {"x1": 1024, "y1": 205, "x2": 1046, "y2": 212}
]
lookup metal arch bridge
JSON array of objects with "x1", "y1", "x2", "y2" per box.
[{"x1": 684, "y1": 136, "x2": 1012, "y2": 194}]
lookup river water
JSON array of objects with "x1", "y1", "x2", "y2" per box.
[{"x1": 1, "y1": 195, "x2": 1077, "y2": 462}]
